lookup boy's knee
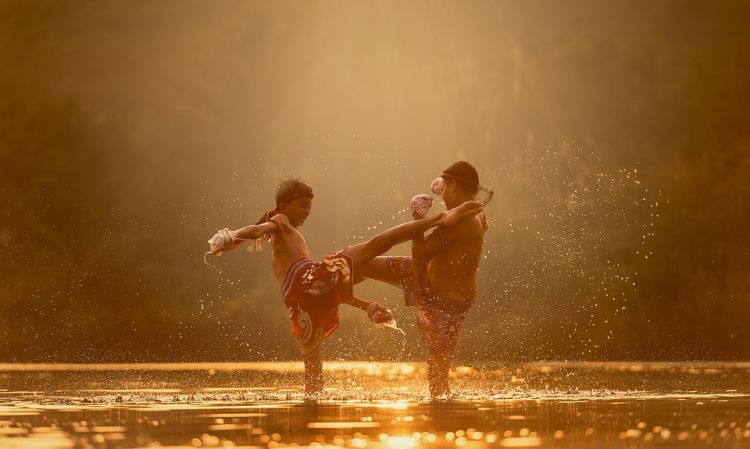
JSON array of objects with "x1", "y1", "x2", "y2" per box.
[{"x1": 304, "y1": 349, "x2": 322, "y2": 367}]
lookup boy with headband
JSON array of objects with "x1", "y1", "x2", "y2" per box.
[
  {"x1": 206, "y1": 177, "x2": 483, "y2": 397},
  {"x1": 355, "y1": 161, "x2": 490, "y2": 398}
]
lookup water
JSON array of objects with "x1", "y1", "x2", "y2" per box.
[
  {"x1": 1, "y1": 362, "x2": 750, "y2": 448},
  {"x1": 379, "y1": 320, "x2": 406, "y2": 337}
]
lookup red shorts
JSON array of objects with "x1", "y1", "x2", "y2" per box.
[{"x1": 281, "y1": 253, "x2": 354, "y2": 357}]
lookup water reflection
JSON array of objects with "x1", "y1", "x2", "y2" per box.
[{"x1": 1, "y1": 362, "x2": 750, "y2": 448}]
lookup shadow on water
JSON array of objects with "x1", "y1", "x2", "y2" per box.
[{"x1": 1, "y1": 362, "x2": 750, "y2": 448}]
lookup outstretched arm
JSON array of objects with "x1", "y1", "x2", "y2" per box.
[
  {"x1": 234, "y1": 220, "x2": 278, "y2": 240},
  {"x1": 235, "y1": 213, "x2": 290, "y2": 240},
  {"x1": 207, "y1": 214, "x2": 284, "y2": 256}
]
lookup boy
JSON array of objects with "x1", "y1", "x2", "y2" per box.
[
  {"x1": 354, "y1": 161, "x2": 489, "y2": 398},
  {"x1": 207, "y1": 178, "x2": 482, "y2": 396}
]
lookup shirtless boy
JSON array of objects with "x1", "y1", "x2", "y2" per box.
[
  {"x1": 355, "y1": 161, "x2": 489, "y2": 398},
  {"x1": 207, "y1": 178, "x2": 482, "y2": 396}
]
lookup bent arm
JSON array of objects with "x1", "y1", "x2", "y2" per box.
[
  {"x1": 412, "y1": 226, "x2": 458, "y2": 265},
  {"x1": 346, "y1": 297, "x2": 372, "y2": 311},
  {"x1": 347, "y1": 297, "x2": 395, "y2": 324}
]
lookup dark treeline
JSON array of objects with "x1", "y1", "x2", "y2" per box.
[{"x1": 1, "y1": 0, "x2": 749, "y2": 362}]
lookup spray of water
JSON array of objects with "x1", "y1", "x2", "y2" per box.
[{"x1": 475, "y1": 140, "x2": 661, "y2": 360}]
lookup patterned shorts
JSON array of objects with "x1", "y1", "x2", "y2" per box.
[
  {"x1": 281, "y1": 253, "x2": 353, "y2": 357},
  {"x1": 387, "y1": 256, "x2": 474, "y2": 355}
]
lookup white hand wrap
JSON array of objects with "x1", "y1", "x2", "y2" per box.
[
  {"x1": 410, "y1": 194, "x2": 433, "y2": 219},
  {"x1": 207, "y1": 228, "x2": 238, "y2": 255}
]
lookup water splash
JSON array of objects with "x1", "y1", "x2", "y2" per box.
[{"x1": 481, "y1": 140, "x2": 661, "y2": 359}]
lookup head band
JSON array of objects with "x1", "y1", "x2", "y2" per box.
[
  {"x1": 276, "y1": 185, "x2": 314, "y2": 207},
  {"x1": 441, "y1": 172, "x2": 480, "y2": 188},
  {"x1": 431, "y1": 176, "x2": 494, "y2": 206}
]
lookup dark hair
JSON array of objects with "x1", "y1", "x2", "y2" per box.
[
  {"x1": 275, "y1": 178, "x2": 314, "y2": 207},
  {"x1": 255, "y1": 177, "x2": 314, "y2": 225},
  {"x1": 442, "y1": 160, "x2": 479, "y2": 194}
]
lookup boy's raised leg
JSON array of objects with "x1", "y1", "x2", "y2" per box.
[
  {"x1": 353, "y1": 256, "x2": 398, "y2": 286},
  {"x1": 343, "y1": 201, "x2": 482, "y2": 268}
]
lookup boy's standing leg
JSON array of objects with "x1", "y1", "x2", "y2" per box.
[
  {"x1": 304, "y1": 349, "x2": 323, "y2": 396},
  {"x1": 417, "y1": 301, "x2": 470, "y2": 399},
  {"x1": 428, "y1": 352, "x2": 451, "y2": 398},
  {"x1": 427, "y1": 336, "x2": 460, "y2": 398}
]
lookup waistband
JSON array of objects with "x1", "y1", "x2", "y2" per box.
[
  {"x1": 422, "y1": 286, "x2": 475, "y2": 314},
  {"x1": 281, "y1": 258, "x2": 314, "y2": 301}
]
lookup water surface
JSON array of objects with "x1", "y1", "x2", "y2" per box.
[{"x1": 1, "y1": 362, "x2": 749, "y2": 448}]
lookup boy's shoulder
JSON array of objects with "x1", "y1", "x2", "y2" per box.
[
  {"x1": 445, "y1": 213, "x2": 485, "y2": 245},
  {"x1": 456, "y1": 212, "x2": 485, "y2": 234},
  {"x1": 433, "y1": 212, "x2": 484, "y2": 243},
  {"x1": 270, "y1": 213, "x2": 291, "y2": 227}
]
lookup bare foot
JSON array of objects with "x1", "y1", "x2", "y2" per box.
[{"x1": 440, "y1": 200, "x2": 484, "y2": 226}]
